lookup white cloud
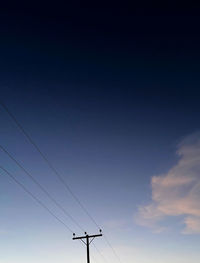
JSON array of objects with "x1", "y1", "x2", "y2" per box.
[
  {"x1": 182, "y1": 216, "x2": 200, "y2": 234},
  {"x1": 135, "y1": 132, "x2": 200, "y2": 234}
]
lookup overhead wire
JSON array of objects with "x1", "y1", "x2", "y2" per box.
[
  {"x1": 0, "y1": 166, "x2": 73, "y2": 233},
  {"x1": 0, "y1": 144, "x2": 109, "y2": 263},
  {"x1": 92, "y1": 243, "x2": 109, "y2": 263},
  {"x1": 1, "y1": 165, "x2": 99, "y2": 263},
  {"x1": 103, "y1": 234, "x2": 122, "y2": 263},
  {"x1": 0, "y1": 100, "x2": 100, "y2": 229},
  {"x1": 0, "y1": 100, "x2": 122, "y2": 263},
  {"x1": 0, "y1": 144, "x2": 85, "y2": 232}
]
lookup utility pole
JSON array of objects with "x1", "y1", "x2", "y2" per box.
[{"x1": 73, "y1": 230, "x2": 102, "y2": 263}]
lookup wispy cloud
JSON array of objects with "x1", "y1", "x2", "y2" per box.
[{"x1": 135, "y1": 132, "x2": 200, "y2": 234}]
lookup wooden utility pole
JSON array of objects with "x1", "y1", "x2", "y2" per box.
[{"x1": 72, "y1": 231, "x2": 102, "y2": 263}]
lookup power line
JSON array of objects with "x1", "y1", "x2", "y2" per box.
[
  {"x1": 73, "y1": 232, "x2": 102, "y2": 263},
  {"x1": 0, "y1": 166, "x2": 73, "y2": 233},
  {"x1": 0, "y1": 144, "x2": 85, "y2": 232},
  {"x1": 0, "y1": 146, "x2": 120, "y2": 263},
  {"x1": 1, "y1": 165, "x2": 99, "y2": 263},
  {"x1": 0, "y1": 101, "x2": 123, "y2": 263},
  {"x1": 93, "y1": 233, "x2": 122, "y2": 263},
  {"x1": 92, "y1": 243, "x2": 109, "y2": 263},
  {"x1": 0, "y1": 100, "x2": 100, "y2": 229},
  {"x1": 91, "y1": 253, "x2": 100, "y2": 263},
  {"x1": 103, "y1": 234, "x2": 122, "y2": 263}
]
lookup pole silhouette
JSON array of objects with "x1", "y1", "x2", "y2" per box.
[{"x1": 73, "y1": 230, "x2": 102, "y2": 263}]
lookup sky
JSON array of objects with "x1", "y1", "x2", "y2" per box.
[{"x1": 1, "y1": 3, "x2": 200, "y2": 263}]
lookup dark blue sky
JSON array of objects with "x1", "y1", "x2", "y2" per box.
[{"x1": 1, "y1": 3, "x2": 200, "y2": 263}]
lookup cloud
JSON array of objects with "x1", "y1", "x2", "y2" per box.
[
  {"x1": 182, "y1": 216, "x2": 200, "y2": 234},
  {"x1": 135, "y1": 132, "x2": 200, "y2": 234}
]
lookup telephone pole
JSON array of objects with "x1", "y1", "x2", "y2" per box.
[{"x1": 72, "y1": 230, "x2": 102, "y2": 263}]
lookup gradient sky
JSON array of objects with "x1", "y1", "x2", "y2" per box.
[{"x1": 1, "y1": 3, "x2": 200, "y2": 263}]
